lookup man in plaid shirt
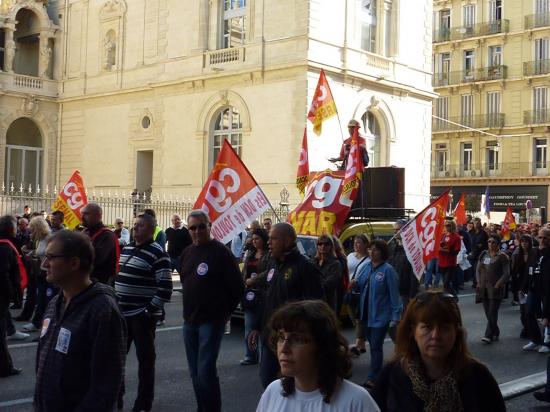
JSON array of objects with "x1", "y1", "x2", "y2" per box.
[{"x1": 34, "y1": 230, "x2": 127, "y2": 411}]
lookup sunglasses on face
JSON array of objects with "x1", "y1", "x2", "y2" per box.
[
  {"x1": 189, "y1": 223, "x2": 207, "y2": 231},
  {"x1": 415, "y1": 291, "x2": 458, "y2": 305},
  {"x1": 317, "y1": 242, "x2": 330, "y2": 247}
]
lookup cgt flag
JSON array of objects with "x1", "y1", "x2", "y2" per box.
[
  {"x1": 399, "y1": 190, "x2": 450, "y2": 281},
  {"x1": 296, "y1": 128, "x2": 309, "y2": 195},
  {"x1": 341, "y1": 125, "x2": 363, "y2": 197},
  {"x1": 194, "y1": 140, "x2": 271, "y2": 244},
  {"x1": 51, "y1": 170, "x2": 88, "y2": 230},
  {"x1": 453, "y1": 193, "x2": 467, "y2": 226},
  {"x1": 501, "y1": 206, "x2": 517, "y2": 241},
  {"x1": 307, "y1": 69, "x2": 338, "y2": 135}
]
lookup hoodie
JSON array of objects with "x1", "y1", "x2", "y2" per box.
[{"x1": 34, "y1": 282, "x2": 127, "y2": 412}]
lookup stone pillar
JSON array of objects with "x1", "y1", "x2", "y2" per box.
[
  {"x1": 4, "y1": 27, "x2": 15, "y2": 73},
  {"x1": 39, "y1": 32, "x2": 52, "y2": 78}
]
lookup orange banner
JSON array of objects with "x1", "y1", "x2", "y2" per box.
[
  {"x1": 453, "y1": 193, "x2": 467, "y2": 226},
  {"x1": 501, "y1": 206, "x2": 517, "y2": 240},
  {"x1": 51, "y1": 170, "x2": 88, "y2": 230},
  {"x1": 307, "y1": 69, "x2": 337, "y2": 135},
  {"x1": 341, "y1": 125, "x2": 363, "y2": 196}
]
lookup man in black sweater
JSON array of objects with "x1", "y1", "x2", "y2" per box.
[
  {"x1": 247, "y1": 223, "x2": 324, "y2": 388},
  {"x1": 179, "y1": 210, "x2": 244, "y2": 412},
  {"x1": 34, "y1": 230, "x2": 126, "y2": 411}
]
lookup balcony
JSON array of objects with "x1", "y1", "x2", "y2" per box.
[
  {"x1": 203, "y1": 47, "x2": 245, "y2": 69},
  {"x1": 524, "y1": 59, "x2": 550, "y2": 76},
  {"x1": 525, "y1": 12, "x2": 550, "y2": 30},
  {"x1": 433, "y1": 66, "x2": 507, "y2": 87},
  {"x1": 433, "y1": 20, "x2": 509, "y2": 43},
  {"x1": 0, "y1": 72, "x2": 59, "y2": 98},
  {"x1": 431, "y1": 162, "x2": 550, "y2": 180},
  {"x1": 524, "y1": 109, "x2": 550, "y2": 125},
  {"x1": 433, "y1": 114, "x2": 505, "y2": 132}
]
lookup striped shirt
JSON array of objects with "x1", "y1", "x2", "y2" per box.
[{"x1": 115, "y1": 240, "x2": 173, "y2": 317}]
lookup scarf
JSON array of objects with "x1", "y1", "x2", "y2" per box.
[{"x1": 407, "y1": 359, "x2": 464, "y2": 412}]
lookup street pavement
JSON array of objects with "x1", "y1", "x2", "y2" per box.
[{"x1": 2, "y1": 284, "x2": 550, "y2": 411}]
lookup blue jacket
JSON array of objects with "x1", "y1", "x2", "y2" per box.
[{"x1": 356, "y1": 261, "x2": 402, "y2": 327}]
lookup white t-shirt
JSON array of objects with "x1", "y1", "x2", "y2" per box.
[
  {"x1": 347, "y1": 253, "x2": 370, "y2": 280},
  {"x1": 256, "y1": 379, "x2": 380, "y2": 412}
]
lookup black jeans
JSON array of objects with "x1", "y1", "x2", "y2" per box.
[
  {"x1": 483, "y1": 297, "x2": 502, "y2": 340},
  {"x1": 0, "y1": 297, "x2": 14, "y2": 375},
  {"x1": 526, "y1": 293, "x2": 543, "y2": 344},
  {"x1": 119, "y1": 313, "x2": 157, "y2": 411},
  {"x1": 440, "y1": 266, "x2": 457, "y2": 295}
]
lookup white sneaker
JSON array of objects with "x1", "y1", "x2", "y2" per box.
[
  {"x1": 523, "y1": 341, "x2": 541, "y2": 351},
  {"x1": 539, "y1": 345, "x2": 550, "y2": 354},
  {"x1": 7, "y1": 331, "x2": 30, "y2": 341},
  {"x1": 20, "y1": 323, "x2": 39, "y2": 332}
]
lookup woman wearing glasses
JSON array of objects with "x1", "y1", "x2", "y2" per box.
[
  {"x1": 476, "y1": 234, "x2": 510, "y2": 344},
  {"x1": 372, "y1": 291, "x2": 505, "y2": 412},
  {"x1": 256, "y1": 300, "x2": 380, "y2": 411},
  {"x1": 313, "y1": 235, "x2": 343, "y2": 313}
]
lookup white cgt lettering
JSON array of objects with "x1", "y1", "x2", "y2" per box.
[
  {"x1": 419, "y1": 207, "x2": 438, "y2": 256},
  {"x1": 63, "y1": 182, "x2": 85, "y2": 210},
  {"x1": 205, "y1": 168, "x2": 241, "y2": 213}
]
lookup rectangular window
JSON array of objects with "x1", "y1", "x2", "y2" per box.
[
  {"x1": 463, "y1": 4, "x2": 476, "y2": 28},
  {"x1": 486, "y1": 91, "x2": 501, "y2": 127},
  {"x1": 535, "y1": 0, "x2": 550, "y2": 27},
  {"x1": 435, "y1": 143, "x2": 448, "y2": 173},
  {"x1": 487, "y1": 141, "x2": 499, "y2": 173},
  {"x1": 464, "y1": 50, "x2": 475, "y2": 80},
  {"x1": 461, "y1": 94, "x2": 474, "y2": 127},
  {"x1": 462, "y1": 142, "x2": 473, "y2": 172},
  {"x1": 360, "y1": 0, "x2": 377, "y2": 53},
  {"x1": 534, "y1": 87, "x2": 548, "y2": 123},
  {"x1": 535, "y1": 138, "x2": 548, "y2": 170},
  {"x1": 488, "y1": 0, "x2": 502, "y2": 22},
  {"x1": 221, "y1": 0, "x2": 247, "y2": 49},
  {"x1": 440, "y1": 9, "x2": 451, "y2": 30},
  {"x1": 488, "y1": 45, "x2": 502, "y2": 67},
  {"x1": 436, "y1": 53, "x2": 451, "y2": 85},
  {"x1": 535, "y1": 38, "x2": 550, "y2": 75},
  {"x1": 435, "y1": 96, "x2": 449, "y2": 130}
]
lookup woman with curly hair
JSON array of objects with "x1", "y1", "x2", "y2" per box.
[
  {"x1": 256, "y1": 300, "x2": 379, "y2": 411},
  {"x1": 372, "y1": 290, "x2": 504, "y2": 412}
]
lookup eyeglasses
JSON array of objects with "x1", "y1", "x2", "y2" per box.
[
  {"x1": 189, "y1": 223, "x2": 208, "y2": 231},
  {"x1": 317, "y1": 242, "x2": 330, "y2": 247},
  {"x1": 276, "y1": 332, "x2": 311, "y2": 347},
  {"x1": 416, "y1": 291, "x2": 458, "y2": 304},
  {"x1": 487, "y1": 240, "x2": 497, "y2": 244}
]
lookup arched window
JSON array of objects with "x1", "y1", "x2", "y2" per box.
[
  {"x1": 4, "y1": 118, "x2": 43, "y2": 188},
  {"x1": 361, "y1": 111, "x2": 382, "y2": 166},
  {"x1": 210, "y1": 106, "x2": 242, "y2": 168}
]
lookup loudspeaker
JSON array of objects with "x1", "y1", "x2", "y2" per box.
[{"x1": 351, "y1": 167, "x2": 405, "y2": 217}]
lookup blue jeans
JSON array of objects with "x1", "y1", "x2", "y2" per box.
[
  {"x1": 243, "y1": 310, "x2": 258, "y2": 362},
  {"x1": 365, "y1": 324, "x2": 389, "y2": 381},
  {"x1": 424, "y1": 258, "x2": 440, "y2": 288},
  {"x1": 183, "y1": 321, "x2": 225, "y2": 412}
]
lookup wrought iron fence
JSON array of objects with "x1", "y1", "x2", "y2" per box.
[{"x1": 0, "y1": 183, "x2": 292, "y2": 229}]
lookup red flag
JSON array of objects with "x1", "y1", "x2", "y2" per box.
[
  {"x1": 307, "y1": 69, "x2": 338, "y2": 135},
  {"x1": 296, "y1": 128, "x2": 309, "y2": 195},
  {"x1": 501, "y1": 207, "x2": 517, "y2": 241},
  {"x1": 341, "y1": 125, "x2": 363, "y2": 197},
  {"x1": 51, "y1": 170, "x2": 88, "y2": 230},
  {"x1": 453, "y1": 193, "x2": 467, "y2": 226},
  {"x1": 288, "y1": 170, "x2": 351, "y2": 236},
  {"x1": 400, "y1": 191, "x2": 451, "y2": 281},
  {"x1": 194, "y1": 140, "x2": 271, "y2": 244}
]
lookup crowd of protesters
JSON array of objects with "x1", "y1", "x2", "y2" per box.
[{"x1": 4, "y1": 203, "x2": 550, "y2": 411}]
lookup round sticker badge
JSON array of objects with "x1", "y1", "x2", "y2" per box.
[
  {"x1": 375, "y1": 272, "x2": 385, "y2": 282},
  {"x1": 197, "y1": 263, "x2": 209, "y2": 276},
  {"x1": 267, "y1": 268, "x2": 275, "y2": 282},
  {"x1": 246, "y1": 291, "x2": 256, "y2": 301}
]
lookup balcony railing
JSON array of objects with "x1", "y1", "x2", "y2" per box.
[
  {"x1": 433, "y1": 66, "x2": 507, "y2": 87},
  {"x1": 525, "y1": 12, "x2": 550, "y2": 30},
  {"x1": 431, "y1": 162, "x2": 550, "y2": 179},
  {"x1": 524, "y1": 109, "x2": 550, "y2": 125},
  {"x1": 433, "y1": 20, "x2": 509, "y2": 43},
  {"x1": 0, "y1": 72, "x2": 58, "y2": 97},
  {"x1": 204, "y1": 47, "x2": 245, "y2": 69},
  {"x1": 433, "y1": 114, "x2": 505, "y2": 132},
  {"x1": 524, "y1": 59, "x2": 550, "y2": 76}
]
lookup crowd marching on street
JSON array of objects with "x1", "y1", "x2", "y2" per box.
[{"x1": 3, "y1": 201, "x2": 550, "y2": 411}]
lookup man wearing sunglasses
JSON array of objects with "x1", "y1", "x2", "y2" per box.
[{"x1": 179, "y1": 210, "x2": 244, "y2": 412}]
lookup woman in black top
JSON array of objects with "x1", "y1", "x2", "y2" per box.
[
  {"x1": 512, "y1": 234, "x2": 536, "y2": 339},
  {"x1": 240, "y1": 228, "x2": 269, "y2": 365},
  {"x1": 313, "y1": 235, "x2": 343, "y2": 312},
  {"x1": 372, "y1": 290, "x2": 505, "y2": 412}
]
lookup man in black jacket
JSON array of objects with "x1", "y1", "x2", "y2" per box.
[
  {"x1": 469, "y1": 218, "x2": 488, "y2": 288},
  {"x1": 0, "y1": 215, "x2": 23, "y2": 377},
  {"x1": 247, "y1": 223, "x2": 324, "y2": 388},
  {"x1": 179, "y1": 210, "x2": 244, "y2": 412},
  {"x1": 34, "y1": 230, "x2": 127, "y2": 411}
]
